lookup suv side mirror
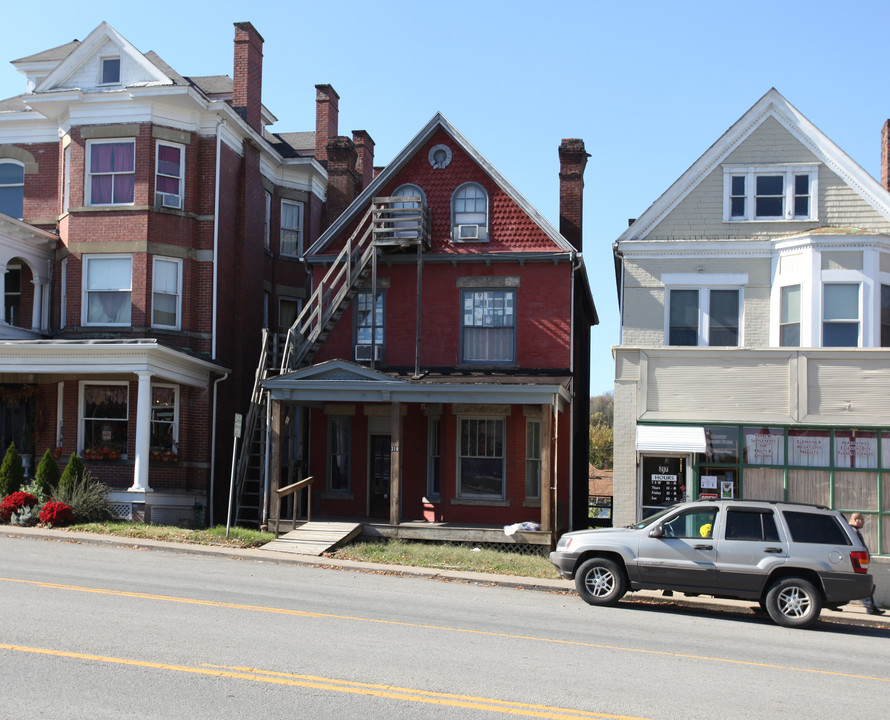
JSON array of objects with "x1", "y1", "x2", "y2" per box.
[{"x1": 649, "y1": 523, "x2": 665, "y2": 539}]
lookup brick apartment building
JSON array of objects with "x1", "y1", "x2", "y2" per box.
[{"x1": 0, "y1": 21, "x2": 372, "y2": 524}]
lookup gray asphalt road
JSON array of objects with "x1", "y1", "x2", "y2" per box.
[{"x1": 1, "y1": 535, "x2": 887, "y2": 719}]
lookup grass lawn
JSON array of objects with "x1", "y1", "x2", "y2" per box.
[{"x1": 64, "y1": 524, "x2": 560, "y2": 578}]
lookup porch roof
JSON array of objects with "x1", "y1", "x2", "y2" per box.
[
  {"x1": 264, "y1": 359, "x2": 572, "y2": 405},
  {"x1": 0, "y1": 339, "x2": 229, "y2": 388}
]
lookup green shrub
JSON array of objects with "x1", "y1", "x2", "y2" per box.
[
  {"x1": 21, "y1": 478, "x2": 50, "y2": 505},
  {"x1": 34, "y1": 449, "x2": 61, "y2": 496},
  {"x1": 0, "y1": 442, "x2": 25, "y2": 497},
  {"x1": 58, "y1": 453, "x2": 86, "y2": 494},
  {"x1": 54, "y1": 470, "x2": 113, "y2": 524}
]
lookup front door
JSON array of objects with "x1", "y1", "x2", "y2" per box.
[
  {"x1": 369, "y1": 434, "x2": 391, "y2": 518},
  {"x1": 640, "y1": 455, "x2": 686, "y2": 518}
]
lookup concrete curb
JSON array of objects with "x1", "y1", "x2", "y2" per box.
[{"x1": 2, "y1": 526, "x2": 887, "y2": 628}]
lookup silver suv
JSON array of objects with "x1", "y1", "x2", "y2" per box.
[{"x1": 550, "y1": 500, "x2": 874, "y2": 628}]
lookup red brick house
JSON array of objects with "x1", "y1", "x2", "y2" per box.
[
  {"x1": 0, "y1": 21, "x2": 370, "y2": 525},
  {"x1": 263, "y1": 116, "x2": 597, "y2": 543}
]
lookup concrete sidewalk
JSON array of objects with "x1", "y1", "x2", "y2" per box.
[{"x1": 2, "y1": 525, "x2": 887, "y2": 628}]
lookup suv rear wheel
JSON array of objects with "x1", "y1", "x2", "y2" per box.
[
  {"x1": 764, "y1": 577, "x2": 822, "y2": 628},
  {"x1": 575, "y1": 557, "x2": 627, "y2": 606}
]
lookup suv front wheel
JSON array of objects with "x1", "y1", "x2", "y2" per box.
[
  {"x1": 764, "y1": 577, "x2": 822, "y2": 628},
  {"x1": 575, "y1": 557, "x2": 627, "y2": 606}
]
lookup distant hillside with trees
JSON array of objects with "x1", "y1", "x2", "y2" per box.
[{"x1": 589, "y1": 392, "x2": 613, "y2": 469}]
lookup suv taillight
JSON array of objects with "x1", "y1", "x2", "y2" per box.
[{"x1": 850, "y1": 551, "x2": 870, "y2": 574}]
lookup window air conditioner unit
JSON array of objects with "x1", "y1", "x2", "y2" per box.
[
  {"x1": 355, "y1": 344, "x2": 382, "y2": 362},
  {"x1": 156, "y1": 192, "x2": 182, "y2": 209},
  {"x1": 456, "y1": 224, "x2": 480, "y2": 241}
]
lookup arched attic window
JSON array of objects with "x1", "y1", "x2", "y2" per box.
[
  {"x1": 390, "y1": 184, "x2": 426, "y2": 239},
  {"x1": 451, "y1": 182, "x2": 488, "y2": 242}
]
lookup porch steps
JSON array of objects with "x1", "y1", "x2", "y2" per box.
[{"x1": 261, "y1": 521, "x2": 363, "y2": 556}]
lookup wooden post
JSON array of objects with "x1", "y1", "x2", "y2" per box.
[
  {"x1": 390, "y1": 401, "x2": 401, "y2": 526},
  {"x1": 269, "y1": 399, "x2": 282, "y2": 533},
  {"x1": 540, "y1": 403, "x2": 552, "y2": 533}
]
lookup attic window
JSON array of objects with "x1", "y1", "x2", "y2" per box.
[
  {"x1": 723, "y1": 164, "x2": 818, "y2": 222},
  {"x1": 100, "y1": 57, "x2": 121, "y2": 85}
]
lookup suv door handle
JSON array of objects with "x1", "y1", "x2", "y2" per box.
[
  {"x1": 764, "y1": 547, "x2": 783, "y2": 553},
  {"x1": 694, "y1": 544, "x2": 713, "y2": 550}
]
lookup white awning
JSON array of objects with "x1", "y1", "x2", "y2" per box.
[{"x1": 636, "y1": 425, "x2": 706, "y2": 453}]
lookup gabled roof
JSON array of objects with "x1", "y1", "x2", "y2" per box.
[
  {"x1": 34, "y1": 21, "x2": 171, "y2": 93},
  {"x1": 12, "y1": 40, "x2": 81, "y2": 65},
  {"x1": 616, "y1": 88, "x2": 890, "y2": 244},
  {"x1": 308, "y1": 112, "x2": 576, "y2": 255}
]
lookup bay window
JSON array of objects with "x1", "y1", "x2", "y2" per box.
[
  {"x1": 88, "y1": 140, "x2": 135, "y2": 206},
  {"x1": 155, "y1": 142, "x2": 184, "y2": 207},
  {"x1": 152, "y1": 257, "x2": 181, "y2": 329},
  {"x1": 84, "y1": 255, "x2": 132, "y2": 326},
  {"x1": 81, "y1": 382, "x2": 128, "y2": 459},
  {"x1": 822, "y1": 283, "x2": 860, "y2": 347},
  {"x1": 150, "y1": 385, "x2": 178, "y2": 456},
  {"x1": 780, "y1": 285, "x2": 801, "y2": 347},
  {"x1": 280, "y1": 200, "x2": 303, "y2": 257}
]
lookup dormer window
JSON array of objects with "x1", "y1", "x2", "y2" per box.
[
  {"x1": 100, "y1": 57, "x2": 121, "y2": 85},
  {"x1": 452, "y1": 182, "x2": 488, "y2": 242},
  {"x1": 723, "y1": 165, "x2": 818, "y2": 222}
]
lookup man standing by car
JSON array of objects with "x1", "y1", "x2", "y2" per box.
[{"x1": 849, "y1": 513, "x2": 885, "y2": 616}]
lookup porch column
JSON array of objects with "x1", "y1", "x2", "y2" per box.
[
  {"x1": 540, "y1": 403, "x2": 553, "y2": 533},
  {"x1": 30, "y1": 278, "x2": 44, "y2": 332},
  {"x1": 269, "y1": 399, "x2": 282, "y2": 528},
  {"x1": 389, "y1": 400, "x2": 401, "y2": 525},
  {"x1": 129, "y1": 371, "x2": 153, "y2": 493}
]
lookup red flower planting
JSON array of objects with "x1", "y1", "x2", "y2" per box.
[
  {"x1": 0, "y1": 492, "x2": 39, "y2": 523},
  {"x1": 38, "y1": 501, "x2": 74, "y2": 528}
]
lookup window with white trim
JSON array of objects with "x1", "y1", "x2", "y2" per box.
[
  {"x1": 87, "y1": 140, "x2": 135, "y2": 205},
  {"x1": 461, "y1": 289, "x2": 515, "y2": 363},
  {"x1": 724, "y1": 165, "x2": 818, "y2": 222},
  {"x1": 155, "y1": 142, "x2": 184, "y2": 208},
  {"x1": 4, "y1": 264, "x2": 21, "y2": 325},
  {"x1": 83, "y1": 255, "x2": 132, "y2": 326},
  {"x1": 150, "y1": 384, "x2": 179, "y2": 455},
  {"x1": 0, "y1": 160, "x2": 24, "y2": 219},
  {"x1": 667, "y1": 288, "x2": 741, "y2": 346},
  {"x1": 280, "y1": 200, "x2": 303, "y2": 257},
  {"x1": 780, "y1": 284, "x2": 800, "y2": 347},
  {"x1": 459, "y1": 416, "x2": 505, "y2": 499},
  {"x1": 80, "y1": 382, "x2": 128, "y2": 458},
  {"x1": 452, "y1": 182, "x2": 488, "y2": 242},
  {"x1": 882, "y1": 284, "x2": 890, "y2": 348},
  {"x1": 822, "y1": 283, "x2": 860, "y2": 347},
  {"x1": 152, "y1": 257, "x2": 182, "y2": 329},
  {"x1": 100, "y1": 57, "x2": 121, "y2": 85}
]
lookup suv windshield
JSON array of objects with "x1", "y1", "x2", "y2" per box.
[{"x1": 631, "y1": 505, "x2": 679, "y2": 529}]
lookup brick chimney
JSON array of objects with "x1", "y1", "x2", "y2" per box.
[
  {"x1": 353, "y1": 130, "x2": 375, "y2": 192},
  {"x1": 882, "y1": 120, "x2": 890, "y2": 192},
  {"x1": 325, "y1": 136, "x2": 359, "y2": 226},
  {"x1": 232, "y1": 22, "x2": 264, "y2": 134},
  {"x1": 315, "y1": 84, "x2": 340, "y2": 167},
  {"x1": 558, "y1": 138, "x2": 589, "y2": 252}
]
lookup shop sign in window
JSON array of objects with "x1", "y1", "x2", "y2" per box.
[
  {"x1": 788, "y1": 429, "x2": 830, "y2": 467},
  {"x1": 834, "y1": 430, "x2": 877, "y2": 469},
  {"x1": 743, "y1": 426, "x2": 785, "y2": 465},
  {"x1": 704, "y1": 426, "x2": 739, "y2": 464}
]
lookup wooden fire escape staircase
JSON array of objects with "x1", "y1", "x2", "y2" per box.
[{"x1": 232, "y1": 197, "x2": 430, "y2": 528}]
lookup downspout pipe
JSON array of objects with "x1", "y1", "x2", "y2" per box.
[{"x1": 209, "y1": 371, "x2": 229, "y2": 527}]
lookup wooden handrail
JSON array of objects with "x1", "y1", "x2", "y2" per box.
[{"x1": 274, "y1": 475, "x2": 315, "y2": 537}]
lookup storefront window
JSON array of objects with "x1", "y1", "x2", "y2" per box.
[
  {"x1": 743, "y1": 426, "x2": 785, "y2": 465},
  {"x1": 704, "y1": 426, "x2": 739, "y2": 464},
  {"x1": 834, "y1": 430, "x2": 878, "y2": 469},
  {"x1": 788, "y1": 429, "x2": 830, "y2": 467}
]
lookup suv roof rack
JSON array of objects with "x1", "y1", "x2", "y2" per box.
[{"x1": 692, "y1": 498, "x2": 830, "y2": 511}]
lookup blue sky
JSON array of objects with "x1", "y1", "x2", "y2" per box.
[{"x1": 2, "y1": 1, "x2": 888, "y2": 394}]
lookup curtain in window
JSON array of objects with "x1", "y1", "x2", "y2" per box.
[
  {"x1": 156, "y1": 145, "x2": 181, "y2": 195},
  {"x1": 152, "y1": 260, "x2": 179, "y2": 327},
  {"x1": 87, "y1": 257, "x2": 131, "y2": 324},
  {"x1": 281, "y1": 202, "x2": 302, "y2": 256},
  {"x1": 90, "y1": 142, "x2": 134, "y2": 204},
  {"x1": 83, "y1": 384, "x2": 128, "y2": 454}
]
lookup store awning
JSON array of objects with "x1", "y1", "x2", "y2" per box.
[{"x1": 636, "y1": 425, "x2": 706, "y2": 453}]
